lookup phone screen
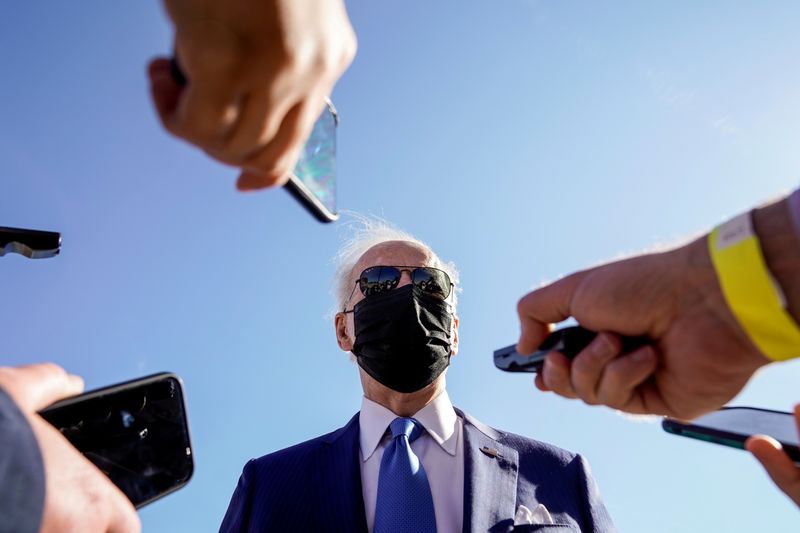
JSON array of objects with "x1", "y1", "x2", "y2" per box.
[
  {"x1": 39, "y1": 374, "x2": 194, "y2": 508},
  {"x1": 692, "y1": 408, "x2": 798, "y2": 444},
  {"x1": 663, "y1": 407, "x2": 800, "y2": 463},
  {"x1": 287, "y1": 101, "x2": 339, "y2": 222}
]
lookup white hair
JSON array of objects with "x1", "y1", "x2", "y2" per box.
[{"x1": 331, "y1": 214, "x2": 460, "y2": 314}]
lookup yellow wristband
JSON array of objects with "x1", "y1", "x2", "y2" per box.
[{"x1": 709, "y1": 212, "x2": 800, "y2": 361}]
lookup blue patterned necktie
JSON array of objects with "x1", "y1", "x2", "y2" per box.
[{"x1": 373, "y1": 417, "x2": 437, "y2": 533}]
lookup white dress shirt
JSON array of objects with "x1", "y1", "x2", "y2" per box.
[{"x1": 359, "y1": 390, "x2": 464, "y2": 533}]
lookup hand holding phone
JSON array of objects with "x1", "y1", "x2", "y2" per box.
[
  {"x1": 746, "y1": 404, "x2": 800, "y2": 507},
  {"x1": 39, "y1": 372, "x2": 194, "y2": 508},
  {"x1": 168, "y1": 57, "x2": 339, "y2": 222},
  {"x1": 0, "y1": 364, "x2": 140, "y2": 531}
]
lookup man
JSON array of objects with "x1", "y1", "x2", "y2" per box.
[
  {"x1": 219, "y1": 222, "x2": 615, "y2": 532},
  {"x1": 0, "y1": 363, "x2": 140, "y2": 533}
]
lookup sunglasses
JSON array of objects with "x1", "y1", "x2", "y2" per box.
[{"x1": 345, "y1": 266, "x2": 454, "y2": 309}]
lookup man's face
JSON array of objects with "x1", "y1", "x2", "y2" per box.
[{"x1": 334, "y1": 240, "x2": 459, "y2": 356}]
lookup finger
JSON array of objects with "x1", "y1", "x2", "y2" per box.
[
  {"x1": 235, "y1": 96, "x2": 324, "y2": 191},
  {"x1": 569, "y1": 333, "x2": 621, "y2": 405},
  {"x1": 0, "y1": 363, "x2": 84, "y2": 412},
  {"x1": 106, "y1": 483, "x2": 141, "y2": 533},
  {"x1": 516, "y1": 271, "x2": 588, "y2": 355},
  {"x1": 595, "y1": 345, "x2": 659, "y2": 410},
  {"x1": 171, "y1": 78, "x2": 242, "y2": 146},
  {"x1": 746, "y1": 435, "x2": 800, "y2": 501},
  {"x1": 236, "y1": 169, "x2": 293, "y2": 190},
  {"x1": 534, "y1": 372, "x2": 550, "y2": 392},
  {"x1": 541, "y1": 352, "x2": 578, "y2": 399},
  {"x1": 220, "y1": 90, "x2": 297, "y2": 162},
  {"x1": 147, "y1": 58, "x2": 183, "y2": 134}
]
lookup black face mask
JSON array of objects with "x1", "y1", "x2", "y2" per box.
[{"x1": 351, "y1": 284, "x2": 453, "y2": 393}]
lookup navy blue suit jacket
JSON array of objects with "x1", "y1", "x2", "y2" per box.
[{"x1": 220, "y1": 409, "x2": 615, "y2": 532}]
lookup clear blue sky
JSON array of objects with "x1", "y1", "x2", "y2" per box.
[{"x1": 2, "y1": 1, "x2": 799, "y2": 531}]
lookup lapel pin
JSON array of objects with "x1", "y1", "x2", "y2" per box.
[{"x1": 480, "y1": 446, "x2": 502, "y2": 459}]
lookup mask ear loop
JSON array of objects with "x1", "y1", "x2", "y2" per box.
[{"x1": 342, "y1": 279, "x2": 359, "y2": 313}]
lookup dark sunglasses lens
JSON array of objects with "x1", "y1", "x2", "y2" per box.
[
  {"x1": 359, "y1": 267, "x2": 401, "y2": 296},
  {"x1": 412, "y1": 268, "x2": 450, "y2": 297}
]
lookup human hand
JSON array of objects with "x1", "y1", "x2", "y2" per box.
[
  {"x1": 746, "y1": 404, "x2": 800, "y2": 508},
  {"x1": 148, "y1": 0, "x2": 356, "y2": 191},
  {"x1": 0, "y1": 364, "x2": 140, "y2": 533},
  {"x1": 516, "y1": 237, "x2": 770, "y2": 420}
]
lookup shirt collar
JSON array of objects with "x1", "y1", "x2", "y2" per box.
[{"x1": 359, "y1": 389, "x2": 459, "y2": 462}]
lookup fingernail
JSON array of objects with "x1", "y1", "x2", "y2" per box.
[
  {"x1": 758, "y1": 435, "x2": 783, "y2": 450},
  {"x1": 632, "y1": 347, "x2": 653, "y2": 362},
  {"x1": 68, "y1": 374, "x2": 85, "y2": 391},
  {"x1": 591, "y1": 334, "x2": 615, "y2": 358}
]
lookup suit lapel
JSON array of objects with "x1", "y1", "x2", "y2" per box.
[
  {"x1": 317, "y1": 413, "x2": 369, "y2": 533},
  {"x1": 458, "y1": 409, "x2": 519, "y2": 533}
]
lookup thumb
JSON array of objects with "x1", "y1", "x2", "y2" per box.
[
  {"x1": 106, "y1": 483, "x2": 141, "y2": 533},
  {"x1": 516, "y1": 271, "x2": 587, "y2": 355},
  {"x1": 746, "y1": 435, "x2": 800, "y2": 492},
  {"x1": 236, "y1": 169, "x2": 292, "y2": 192},
  {"x1": 0, "y1": 363, "x2": 84, "y2": 412},
  {"x1": 148, "y1": 57, "x2": 183, "y2": 134}
]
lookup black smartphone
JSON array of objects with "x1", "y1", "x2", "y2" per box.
[
  {"x1": 169, "y1": 56, "x2": 339, "y2": 223},
  {"x1": 662, "y1": 406, "x2": 800, "y2": 463},
  {"x1": 494, "y1": 326, "x2": 647, "y2": 373},
  {"x1": 38, "y1": 372, "x2": 194, "y2": 508},
  {"x1": 0, "y1": 226, "x2": 61, "y2": 259}
]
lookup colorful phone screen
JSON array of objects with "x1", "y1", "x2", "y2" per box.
[{"x1": 291, "y1": 102, "x2": 338, "y2": 217}]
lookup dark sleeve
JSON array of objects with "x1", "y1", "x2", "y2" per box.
[
  {"x1": 0, "y1": 387, "x2": 45, "y2": 533},
  {"x1": 574, "y1": 454, "x2": 617, "y2": 533},
  {"x1": 218, "y1": 460, "x2": 256, "y2": 533}
]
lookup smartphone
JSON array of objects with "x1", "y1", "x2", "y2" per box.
[
  {"x1": 169, "y1": 56, "x2": 339, "y2": 223},
  {"x1": 494, "y1": 326, "x2": 647, "y2": 373},
  {"x1": 38, "y1": 372, "x2": 194, "y2": 508},
  {"x1": 662, "y1": 406, "x2": 800, "y2": 463},
  {"x1": 0, "y1": 226, "x2": 61, "y2": 259},
  {"x1": 284, "y1": 100, "x2": 339, "y2": 223}
]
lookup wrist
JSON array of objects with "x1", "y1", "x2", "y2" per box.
[
  {"x1": 681, "y1": 235, "x2": 772, "y2": 369},
  {"x1": 788, "y1": 188, "x2": 800, "y2": 236},
  {"x1": 751, "y1": 196, "x2": 800, "y2": 324},
  {"x1": 703, "y1": 197, "x2": 800, "y2": 363}
]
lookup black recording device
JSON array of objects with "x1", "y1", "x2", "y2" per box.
[
  {"x1": 0, "y1": 226, "x2": 61, "y2": 259},
  {"x1": 38, "y1": 373, "x2": 194, "y2": 508},
  {"x1": 494, "y1": 326, "x2": 648, "y2": 373}
]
